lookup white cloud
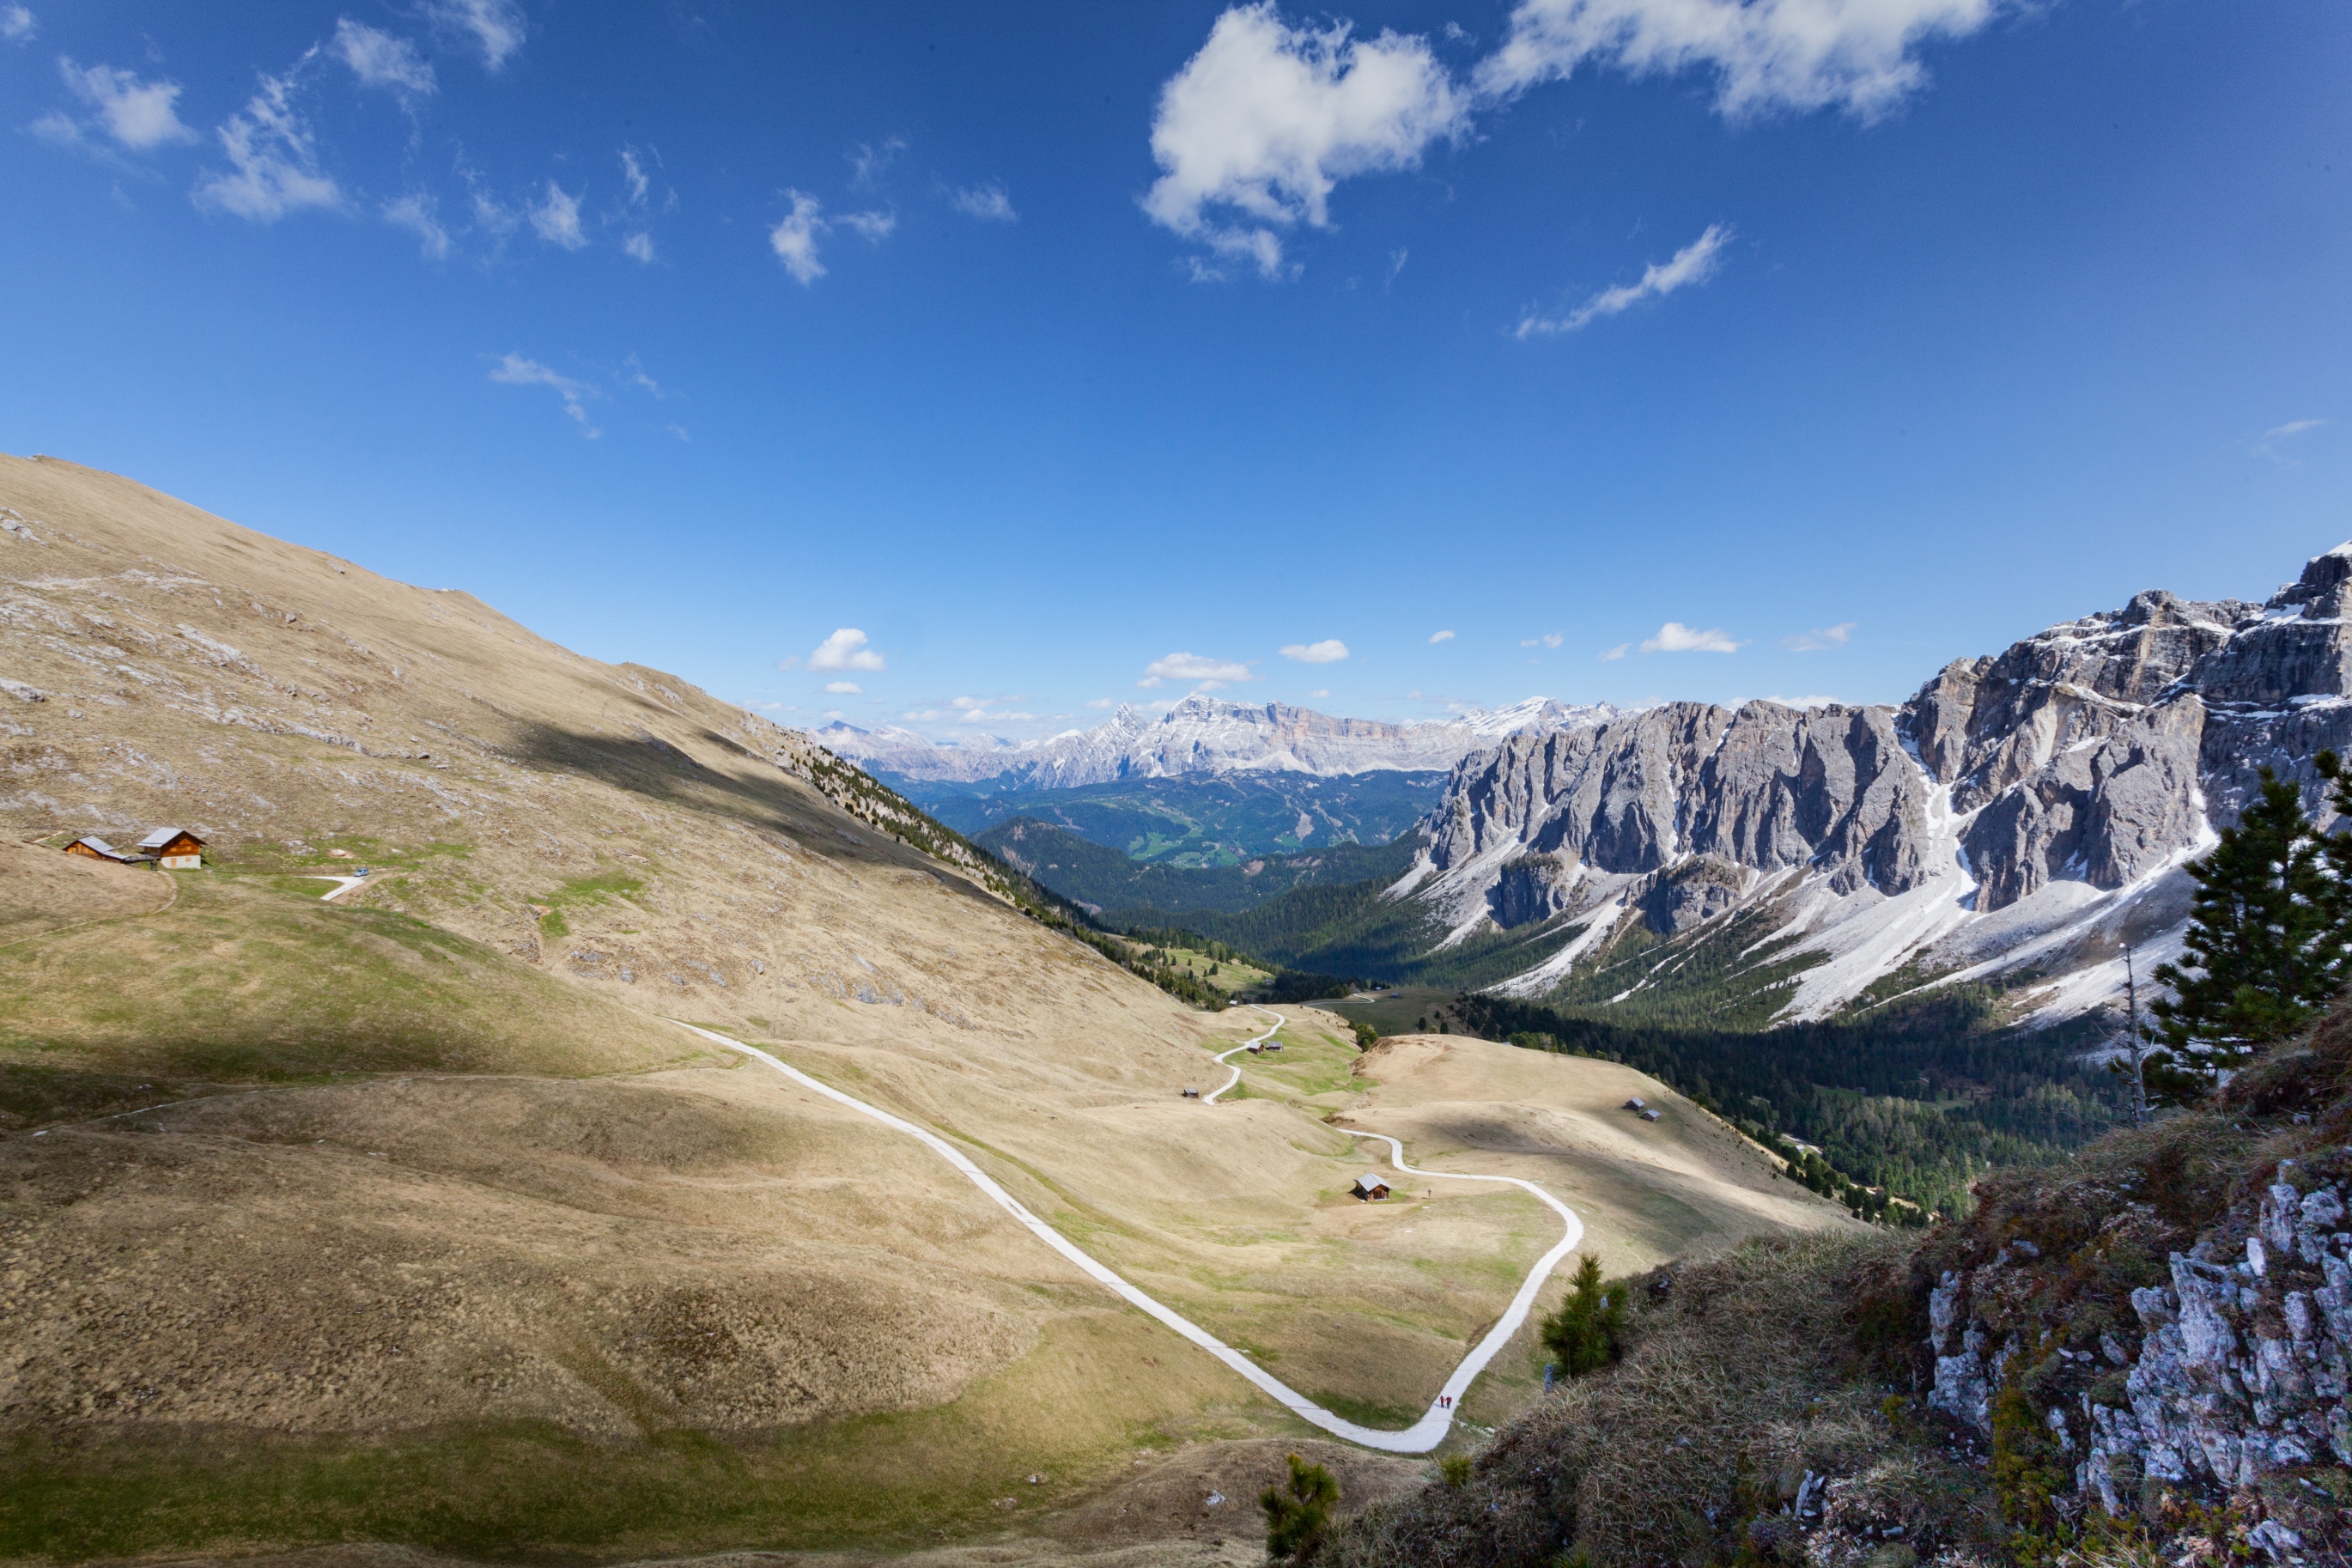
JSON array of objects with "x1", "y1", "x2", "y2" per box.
[
  {"x1": 1641, "y1": 621, "x2": 1743, "y2": 653},
  {"x1": 1758, "y1": 694, "x2": 1848, "y2": 709},
  {"x1": 1085, "y1": 697, "x2": 1117, "y2": 708},
  {"x1": 769, "y1": 191, "x2": 825, "y2": 283},
  {"x1": 824, "y1": 708, "x2": 847, "y2": 720},
  {"x1": 623, "y1": 231, "x2": 654, "y2": 263},
  {"x1": 1427, "y1": 629, "x2": 1456, "y2": 643},
  {"x1": 382, "y1": 193, "x2": 450, "y2": 259},
  {"x1": 1281, "y1": 638, "x2": 1349, "y2": 664},
  {"x1": 808, "y1": 628, "x2": 885, "y2": 672},
  {"x1": 59, "y1": 58, "x2": 197, "y2": 149},
  {"x1": 332, "y1": 20, "x2": 435, "y2": 100},
  {"x1": 1145, "y1": 3, "x2": 1468, "y2": 278},
  {"x1": 1308, "y1": 687, "x2": 1330, "y2": 698},
  {"x1": 837, "y1": 208, "x2": 895, "y2": 241},
  {"x1": 489, "y1": 354, "x2": 598, "y2": 436},
  {"x1": 2257, "y1": 418, "x2": 2327, "y2": 464},
  {"x1": 619, "y1": 147, "x2": 651, "y2": 206},
  {"x1": 194, "y1": 71, "x2": 343, "y2": 222},
  {"x1": 1474, "y1": 0, "x2": 2007, "y2": 121},
  {"x1": 849, "y1": 137, "x2": 906, "y2": 189},
  {"x1": 423, "y1": 0, "x2": 526, "y2": 71},
  {"x1": 3, "y1": 7, "x2": 34, "y2": 42},
  {"x1": 1601, "y1": 641, "x2": 1632, "y2": 660},
  {"x1": 951, "y1": 181, "x2": 1017, "y2": 222},
  {"x1": 1782, "y1": 621, "x2": 1857, "y2": 653},
  {"x1": 1520, "y1": 631, "x2": 1565, "y2": 648},
  {"x1": 529, "y1": 180, "x2": 586, "y2": 249},
  {"x1": 823, "y1": 680, "x2": 862, "y2": 695},
  {"x1": 1518, "y1": 223, "x2": 1731, "y2": 337},
  {"x1": 1139, "y1": 652, "x2": 1254, "y2": 688}
]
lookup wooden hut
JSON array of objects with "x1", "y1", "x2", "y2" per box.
[
  {"x1": 63, "y1": 835, "x2": 132, "y2": 862},
  {"x1": 1351, "y1": 1173, "x2": 1391, "y2": 1201},
  {"x1": 137, "y1": 828, "x2": 205, "y2": 869}
]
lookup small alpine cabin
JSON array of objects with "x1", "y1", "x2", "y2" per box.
[
  {"x1": 63, "y1": 836, "x2": 131, "y2": 862},
  {"x1": 138, "y1": 828, "x2": 204, "y2": 869},
  {"x1": 1352, "y1": 1173, "x2": 1391, "y2": 1201}
]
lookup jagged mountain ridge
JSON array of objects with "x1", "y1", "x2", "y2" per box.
[
  {"x1": 1403, "y1": 544, "x2": 2352, "y2": 1024},
  {"x1": 814, "y1": 692, "x2": 1623, "y2": 787}
]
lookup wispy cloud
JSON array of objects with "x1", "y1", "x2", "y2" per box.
[
  {"x1": 58, "y1": 57, "x2": 197, "y2": 149},
  {"x1": 332, "y1": 19, "x2": 435, "y2": 101},
  {"x1": 3, "y1": 7, "x2": 34, "y2": 42},
  {"x1": 382, "y1": 192, "x2": 449, "y2": 258},
  {"x1": 1085, "y1": 697, "x2": 1117, "y2": 708},
  {"x1": 1782, "y1": 622, "x2": 1856, "y2": 653},
  {"x1": 950, "y1": 181, "x2": 1017, "y2": 222},
  {"x1": 1518, "y1": 223, "x2": 1730, "y2": 337},
  {"x1": 194, "y1": 68, "x2": 343, "y2": 222},
  {"x1": 2257, "y1": 418, "x2": 2327, "y2": 465},
  {"x1": 1144, "y1": 3, "x2": 1468, "y2": 279},
  {"x1": 423, "y1": 0, "x2": 526, "y2": 71},
  {"x1": 489, "y1": 353, "x2": 599, "y2": 436},
  {"x1": 1427, "y1": 629, "x2": 1456, "y2": 644},
  {"x1": 1601, "y1": 642, "x2": 1633, "y2": 661},
  {"x1": 807, "y1": 628, "x2": 886, "y2": 672},
  {"x1": 766, "y1": 190, "x2": 894, "y2": 284},
  {"x1": 1474, "y1": 0, "x2": 2012, "y2": 121},
  {"x1": 850, "y1": 136, "x2": 906, "y2": 189},
  {"x1": 1280, "y1": 638, "x2": 1349, "y2": 664},
  {"x1": 529, "y1": 180, "x2": 586, "y2": 249},
  {"x1": 1640, "y1": 621, "x2": 1744, "y2": 654},
  {"x1": 823, "y1": 680, "x2": 862, "y2": 695},
  {"x1": 1520, "y1": 631, "x2": 1565, "y2": 648},
  {"x1": 1140, "y1": 652, "x2": 1254, "y2": 688},
  {"x1": 1757, "y1": 694, "x2": 1848, "y2": 709}
]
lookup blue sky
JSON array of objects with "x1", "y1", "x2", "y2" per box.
[{"x1": 3, "y1": 0, "x2": 2348, "y2": 739}]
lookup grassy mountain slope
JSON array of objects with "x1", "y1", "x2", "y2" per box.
[
  {"x1": 897, "y1": 769, "x2": 1447, "y2": 863},
  {"x1": 0, "y1": 454, "x2": 1847, "y2": 1565}
]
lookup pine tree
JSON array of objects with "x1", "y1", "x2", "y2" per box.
[
  {"x1": 1261, "y1": 1452, "x2": 1340, "y2": 1563},
  {"x1": 1540, "y1": 1254, "x2": 1626, "y2": 1377},
  {"x1": 2144, "y1": 764, "x2": 2351, "y2": 1103}
]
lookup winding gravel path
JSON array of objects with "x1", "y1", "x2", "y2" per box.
[{"x1": 668, "y1": 1011, "x2": 1583, "y2": 1453}]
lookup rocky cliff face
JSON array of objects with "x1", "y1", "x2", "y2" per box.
[{"x1": 1411, "y1": 544, "x2": 2352, "y2": 1022}]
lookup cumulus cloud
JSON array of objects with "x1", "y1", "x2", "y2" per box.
[
  {"x1": 1139, "y1": 652, "x2": 1254, "y2": 688},
  {"x1": 382, "y1": 193, "x2": 450, "y2": 259},
  {"x1": 489, "y1": 353, "x2": 598, "y2": 436},
  {"x1": 1281, "y1": 638, "x2": 1349, "y2": 664},
  {"x1": 1145, "y1": 3, "x2": 1467, "y2": 278},
  {"x1": 836, "y1": 207, "x2": 896, "y2": 241},
  {"x1": 194, "y1": 70, "x2": 343, "y2": 222},
  {"x1": 769, "y1": 191, "x2": 825, "y2": 282},
  {"x1": 808, "y1": 628, "x2": 886, "y2": 672},
  {"x1": 1782, "y1": 622, "x2": 1857, "y2": 653},
  {"x1": 622, "y1": 231, "x2": 654, "y2": 263},
  {"x1": 1427, "y1": 629, "x2": 1456, "y2": 643},
  {"x1": 951, "y1": 181, "x2": 1017, "y2": 222},
  {"x1": 823, "y1": 680, "x2": 862, "y2": 695},
  {"x1": 1474, "y1": 0, "x2": 2008, "y2": 121},
  {"x1": 1520, "y1": 631, "x2": 1565, "y2": 648},
  {"x1": 423, "y1": 0, "x2": 526, "y2": 71},
  {"x1": 3, "y1": 7, "x2": 34, "y2": 42},
  {"x1": 529, "y1": 180, "x2": 586, "y2": 249},
  {"x1": 58, "y1": 58, "x2": 198, "y2": 149},
  {"x1": 332, "y1": 19, "x2": 435, "y2": 100},
  {"x1": 1518, "y1": 223, "x2": 1730, "y2": 337},
  {"x1": 1641, "y1": 621, "x2": 1743, "y2": 653}
]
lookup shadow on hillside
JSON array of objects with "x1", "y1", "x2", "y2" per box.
[{"x1": 509, "y1": 721, "x2": 996, "y2": 901}]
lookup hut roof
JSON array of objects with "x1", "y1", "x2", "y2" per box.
[
  {"x1": 1351, "y1": 1172, "x2": 1389, "y2": 1194},
  {"x1": 138, "y1": 827, "x2": 201, "y2": 849}
]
